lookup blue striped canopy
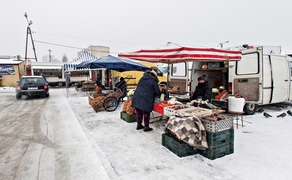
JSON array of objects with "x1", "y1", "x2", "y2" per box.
[{"x1": 64, "y1": 50, "x2": 98, "y2": 71}]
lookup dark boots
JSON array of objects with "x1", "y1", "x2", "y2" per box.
[
  {"x1": 136, "y1": 124, "x2": 144, "y2": 130},
  {"x1": 136, "y1": 124, "x2": 153, "y2": 132},
  {"x1": 143, "y1": 127, "x2": 153, "y2": 132}
]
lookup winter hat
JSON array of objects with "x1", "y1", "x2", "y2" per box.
[
  {"x1": 197, "y1": 76, "x2": 204, "y2": 81},
  {"x1": 151, "y1": 69, "x2": 157, "y2": 76}
]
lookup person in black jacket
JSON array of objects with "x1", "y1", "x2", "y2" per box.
[
  {"x1": 191, "y1": 76, "x2": 212, "y2": 102},
  {"x1": 114, "y1": 77, "x2": 127, "y2": 102},
  {"x1": 131, "y1": 70, "x2": 161, "y2": 132}
]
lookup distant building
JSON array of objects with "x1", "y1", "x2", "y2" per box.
[
  {"x1": 0, "y1": 56, "x2": 26, "y2": 87},
  {"x1": 42, "y1": 55, "x2": 60, "y2": 62},
  {"x1": 78, "y1": 45, "x2": 110, "y2": 59}
]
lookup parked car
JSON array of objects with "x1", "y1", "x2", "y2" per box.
[{"x1": 16, "y1": 76, "x2": 49, "y2": 99}]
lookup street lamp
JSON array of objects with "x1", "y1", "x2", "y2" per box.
[
  {"x1": 48, "y1": 49, "x2": 52, "y2": 62},
  {"x1": 24, "y1": 12, "x2": 38, "y2": 62},
  {"x1": 219, "y1": 41, "x2": 229, "y2": 48}
]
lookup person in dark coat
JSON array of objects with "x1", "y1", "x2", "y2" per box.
[
  {"x1": 132, "y1": 70, "x2": 161, "y2": 132},
  {"x1": 114, "y1": 77, "x2": 127, "y2": 102},
  {"x1": 191, "y1": 76, "x2": 212, "y2": 102}
]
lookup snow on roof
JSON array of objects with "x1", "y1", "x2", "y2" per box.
[{"x1": 0, "y1": 59, "x2": 23, "y2": 65}]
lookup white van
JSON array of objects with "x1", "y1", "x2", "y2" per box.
[{"x1": 168, "y1": 46, "x2": 292, "y2": 115}]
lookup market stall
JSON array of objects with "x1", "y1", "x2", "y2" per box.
[
  {"x1": 118, "y1": 43, "x2": 240, "y2": 159},
  {"x1": 76, "y1": 55, "x2": 151, "y2": 113}
]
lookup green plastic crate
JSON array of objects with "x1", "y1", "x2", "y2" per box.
[
  {"x1": 120, "y1": 112, "x2": 136, "y2": 123},
  {"x1": 206, "y1": 128, "x2": 234, "y2": 146},
  {"x1": 162, "y1": 133, "x2": 199, "y2": 157},
  {"x1": 199, "y1": 141, "x2": 234, "y2": 160}
]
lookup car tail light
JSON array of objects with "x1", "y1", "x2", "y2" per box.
[
  {"x1": 44, "y1": 84, "x2": 48, "y2": 89},
  {"x1": 228, "y1": 82, "x2": 232, "y2": 94},
  {"x1": 16, "y1": 85, "x2": 21, "y2": 90},
  {"x1": 110, "y1": 78, "x2": 112, "y2": 84}
]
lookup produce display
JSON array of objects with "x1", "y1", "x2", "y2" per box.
[
  {"x1": 156, "y1": 101, "x2": 174, "y2": 107},
  {"x1": 201, "y1": 113, "x2": 226, "y2": 121},
  {"x1": 90, "y1": 91, "x2": 122, "y2": 112},
  {"x1": 122, "y1": 99, "x2": 136, "y2": 115}
]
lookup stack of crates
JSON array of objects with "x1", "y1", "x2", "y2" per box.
[
  {"x1": 199, "y1": 116, "x2": 234, "y2": 160},
  {"x1": 162, "y1": 133, "x2": 199, "y2": 157}
]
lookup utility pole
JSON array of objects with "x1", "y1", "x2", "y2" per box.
[
  {"x1": 48, "y1": 49, "x2": 52, "y2": 62},
  {"x1": 24, "y1": 12, "x2": 38, "y2": 62}
]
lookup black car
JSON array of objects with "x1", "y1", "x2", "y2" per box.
[{"x1": 16, "y1": 76, "x2": 49, "y2": 99}]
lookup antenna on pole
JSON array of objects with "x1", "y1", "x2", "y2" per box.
[{"x1": 24, "y1": 12, "x2": 38, "y2": 62}]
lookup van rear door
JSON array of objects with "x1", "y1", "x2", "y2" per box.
[{"x1": 268, "y1": 55, "x2": 290, "y2": 103}]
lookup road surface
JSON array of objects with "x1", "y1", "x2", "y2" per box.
[{"x1": 0, "y1": 88, "x2": 109, "y2": 180}]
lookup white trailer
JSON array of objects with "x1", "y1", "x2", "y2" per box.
[{"x1": 31, "y1": 62, "x2": 91, "y2": 86}]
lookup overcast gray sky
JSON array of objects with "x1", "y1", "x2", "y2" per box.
[{"x1": 1, "y1": 0, "x2": 291, "y2": 62}]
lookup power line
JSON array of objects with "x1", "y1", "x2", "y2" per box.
[{"x1": 34, "y1": 40, "x2": 120, "y2": 54}]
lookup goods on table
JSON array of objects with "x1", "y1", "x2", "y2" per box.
[
  {"x1": 122, "y1": 99, "x2": 135, "y2": 115},
  {"x1": 180, "y1": 107, "x2": 212, "y2": 117},
  {"x1": 164, "y1": 105, "x2": 191, "y2": 116},
  {"x1": 200, "y1": 114, "x2": 226, "y2": 121}
]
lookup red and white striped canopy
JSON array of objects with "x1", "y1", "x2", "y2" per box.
[{"x1": 118, "y1": 43, "x2": 242, "y2": 64}]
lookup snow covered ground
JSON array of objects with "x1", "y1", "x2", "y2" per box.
[{"x1": 1, "y1": 87, "x2": 292, "y2": 179}]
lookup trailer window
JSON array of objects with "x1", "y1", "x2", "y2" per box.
[
  {"x1": 236, "y1": 53, "x2": 259, "y2": 75},
  {"x1": 171, "y1": 62, "x2": 186, "y2": 77},
  {"x1": 289, "y1": 61, "x2": 292, "y2": 76}
]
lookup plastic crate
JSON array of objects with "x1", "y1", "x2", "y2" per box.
[
  {"x1": 162, "y1": 133, "x2": 199, "y2": 157},
  {"x1": 154, "y1": 102, "x2": 174, "y2": 115},
  {"x1": 199, "y1": 141, "x2": 234, "y2": 160},
  {"x1": 120, "y1": 112, "x2": 136, "y2": 123},
  {"x1": 164, "y1": 105, "x2": 191, "y2": 116},
  {"x1": 206, "y1": 129, "x2": 234, "y2": 146},
  {"x1": 200, "y1": 116, "x2": 233, "y2": 133}
]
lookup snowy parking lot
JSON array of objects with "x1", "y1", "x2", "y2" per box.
[{"x1": 1, "y1": 87, "x2": 292, "y2": 180}]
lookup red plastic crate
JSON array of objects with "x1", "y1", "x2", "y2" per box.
[
  {"x1": 154, "y1": 103, "x2": 164, "y2": 114},
  {"x1": 154, "y1": 101, "x2": 174, "y2": 115}
]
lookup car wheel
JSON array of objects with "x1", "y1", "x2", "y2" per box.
[
  {"x1": 45, "y1": 93, "x2": 50, "y2": 98},
  {"x1": 244, "y1": 103, "x2": 257, "y2": 115},
  {"x1": 16, "y1": 94, "x2": 21, "y2": 100}
]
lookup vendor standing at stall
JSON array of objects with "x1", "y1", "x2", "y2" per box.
[
  {"x1": 191, "y1": 76, "x2": 212, "y2": 102},
  {"x1": 132, "y1": 70, "x2": 161, "y2": 132},
  {"x1": 114, "y1": 77, "x2": 127, "y2": 102}
]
